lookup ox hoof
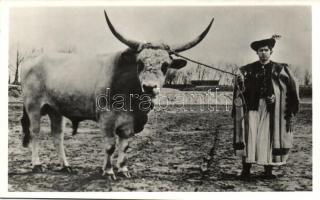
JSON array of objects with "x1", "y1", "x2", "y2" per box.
[
  {"x1": 32, "y1": 165, "x2": 43, "y2": 173},
  {"x1": 118, "y1": 167, "x2": 131, "y2": 178},
  {"x1": 107, "y1": 174, "x2": 117, "y2": 181},
  {"x1": 119, "y1": 171, "x2": 132, "y2": 178},
  {"x1": 102, "y1": 170, "x2": 117, "y2": 181},
  {"x1": 60, "y1": 166, "x2": 74, "y2": 173}
]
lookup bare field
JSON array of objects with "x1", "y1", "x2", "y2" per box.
[{"x1": 8, "y1": 103, "x2": 312, "y2": 191}]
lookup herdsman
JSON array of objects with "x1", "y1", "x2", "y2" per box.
[{"x1": 232, "y1": 36, "x2": 299, "y2": 179}]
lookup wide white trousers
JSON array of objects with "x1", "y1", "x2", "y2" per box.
[{"x1": 245, "y1": 99, "x2": 287, "y2": 165}]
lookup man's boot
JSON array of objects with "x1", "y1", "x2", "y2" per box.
[
  {"x1": 240, "y1": 162, "x2": 252, "y2": 180},
  {"x1": 263, "y1": 165, "x2": 277, "y2": 179}
]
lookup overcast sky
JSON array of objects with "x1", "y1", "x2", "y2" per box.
[{"x1": 9, "y1": 6, "x2": 311, "y2": 70}]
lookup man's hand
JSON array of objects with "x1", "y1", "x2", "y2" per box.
[
  {"x1": 235, "y1": 74, "x2": 245, "y2": 91},
  {"x1": 265, "y1": 95, "x2": 275, "y2": 104},
  {"x1": 286, "y1": 116, "x2": 294, "y2": 132},
  {"x1": 236, "y1": 74, "x2": 244, "y2": 83}
]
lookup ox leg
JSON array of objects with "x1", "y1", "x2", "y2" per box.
[
  {"x1": 100, "y1": 121, "x2": 117, "y2": 180},
  {"x1": 115, "y1": 124, "x2": 133, "y2": 178},
  {"x1": 102, "y1": 136, "x2": 116, "y2": 180},
  {"x1": 116, "y1": 137, "x2": 131, "y2": 178},
  {"x1": 28, "y1": 110, "x2": 43, "y2": 172},
  {"x1": 49, "y1": 112, "x2": 72, "y2": 172}
]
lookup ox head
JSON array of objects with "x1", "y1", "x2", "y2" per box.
[{"x1": 104, "y1": 11, "x2": 214, "y2": 97}]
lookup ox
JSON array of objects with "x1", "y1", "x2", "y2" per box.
[{"x1": 20, "y1": 11, "x2": 214, "y2": 180}]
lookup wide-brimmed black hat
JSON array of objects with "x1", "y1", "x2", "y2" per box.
[{"x1": 250, "y1": 38, "x2": 276, "y2": 51}]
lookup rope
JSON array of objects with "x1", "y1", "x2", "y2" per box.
[
  {"x1": 169, "y1": 50, "x2": 238, "y2": 76},
  {"x1": 169, "y1": 49, "x2": 248, "y2": 114}
]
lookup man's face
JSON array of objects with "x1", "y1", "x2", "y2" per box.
[{"x1": 256, "y1": 46, "x2": 272, "y2": 62}]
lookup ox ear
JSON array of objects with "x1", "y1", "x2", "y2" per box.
[{"x1": 170, "y1": 59, "x2": 187, "y2": 69}]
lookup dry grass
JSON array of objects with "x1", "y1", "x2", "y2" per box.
[{"x1": 8, "y1": 101, "x2": 312, "y2": 191}]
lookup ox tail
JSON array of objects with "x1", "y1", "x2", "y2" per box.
[{"x1": 21, "y1": 106, "x2": 31, "y2": 147}]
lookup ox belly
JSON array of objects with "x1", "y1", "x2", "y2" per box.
[
  {"x1": 39, "y1": 53, "x2": 116, "y2": 121},
  {"x1": 46, "y1": 90, "x2": 97, "y2": 121}
]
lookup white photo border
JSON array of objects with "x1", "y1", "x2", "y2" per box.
[{"x1": 1, "y1": 0, "x2": 319, "y2": 199}]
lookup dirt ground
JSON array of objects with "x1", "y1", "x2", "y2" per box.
[{"x1": 8, "y1": 102, "x2": 312, "y2": 192}]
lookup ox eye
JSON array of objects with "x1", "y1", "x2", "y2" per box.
[{"x1": 161, "y1": 63, "x2": 169, "y2": 74}]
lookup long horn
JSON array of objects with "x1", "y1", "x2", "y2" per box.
[
  {"x1": 104, "y1": 10, "x2": 141, "y2": 50},
  {"x1": 171, "y1": 18, "x2": 214, "y2": 53}
]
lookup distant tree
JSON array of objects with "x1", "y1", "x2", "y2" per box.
[
  {"x1": 304, "y1": 69, "x2": 312, "y2": 86},
  {"x1": 12, "y1": 49, "x2": 25, "y2": 85},
  {"x1": 165, "y1": 69, "x2": 177, "y2": 85},
  {"x1": 58, "y1": 45, "x2": 77, "y2": 54},
  {"x1": 212, "y1": 62, "x2": 239, "y2": 85},
  {"x1": 227, "y1": 63, "x2": 240, "y2": 85},
  {"x1": 169, "y1": 61, "x2": 239, "y2": 85},
  {"x1": 8, "y1": 64, "x2": 16, "y2": 84},
  {"x1": 10, "y1": 46, "x2": 44, "y2": 85},
  {"x1": 196, "y1": 64, "x2": 206, "y2": 80},
  {"x1": 288, "y1": 64, "x2": 303, "y2": 85}
]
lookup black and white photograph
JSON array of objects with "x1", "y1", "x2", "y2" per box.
[{"x1": 2, "y1": 0, "x2": 317, "y2": 196}]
